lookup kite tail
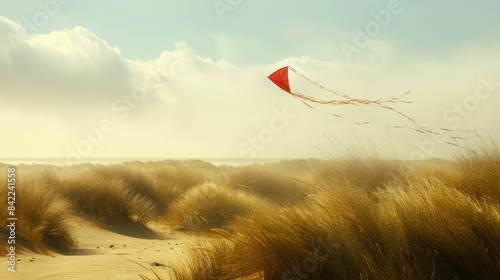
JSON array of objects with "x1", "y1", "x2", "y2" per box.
[
  {"x1": 292, "y1": 90, "x2": 417, "y2": 124},
  {"x1": 294, "y1": 96, "x2": 475, "y2": 151},
  {"x1": 291, "y1": 67, "x2": 413, "y2": 106},
  {"x1": 269, "y1": 66, "x2": 475, "y2": 152},
  {"x1": 376, "y1": 91, "x2": 413, "y2": 104}
]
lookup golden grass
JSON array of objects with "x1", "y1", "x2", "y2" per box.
[
  {"x1": 377, "y1": 178, "x2": 500, "y2": 278},
  {"x1": 0, "y1": 155, "x2": 498, "y2": 279},
  {"x1": 0, "y1": 170, "x2": 75, "y2": 254},
  {"x1": 58, "y1": 161, "x2": 218, "y2": 227},
  {"x1": 228, "y1": 164, "x2": 311, "y2": 204},
  {"x1": 166, "y1": 238, "x2": 247, "y2": 280},
  {"x1": 164, "y1": 182, "x2": 264, "y2": 231},
  {"x1": 61, "y1": 170, "x2": 160, "y2": 226},
  {"x1": 0, "y1": 160, "x2": 217, "y2": 254},
  {"x1": 156, "y1": 154, "x2": 500, "y2": 280}
]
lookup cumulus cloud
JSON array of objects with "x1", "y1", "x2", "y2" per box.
[{"x1": 0, "y1": 17, "x2": 131, "y2": 114}]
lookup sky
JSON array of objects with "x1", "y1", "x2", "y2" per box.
[{"x1": 1, "y1": 0, "x2": 499, "y2": 163}]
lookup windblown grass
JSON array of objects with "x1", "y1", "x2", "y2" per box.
[
  {"x1": 166, "y1": 238, "x2": 247, "y2": 280},
  {"x1": 0, "y1": 160, "x2": 220, "y2": 254},
  {"x1": 451, "y1": 153, "x2": 500, "y2": 202},
  {"x1": 59, "y1": 161, "x2": 218, "y2": 227},
  {"x1": 228, "y1": 165, "x2": 311, "y2": 204},
  {"x1": 312, "y1": 157, "x2": 405, "y2": 191},
  {"x1": 156, "y1": 154, "x2": 500, "y2": 280},
  {"x1": 61, "y1": 171, "x2": 160, "y2": 226},
  {"x1": 377, "y1": 178, "x2": 500, "y2": 279},
  {"x1": 164, "y1": 182, "x2": 263, "y2": 231},
  {"x1": 0, "y1": 170, "x2": 75, "y2": 254},
  {"x1": 1, "y1": 155, "x2": 499, "y2": 279}
]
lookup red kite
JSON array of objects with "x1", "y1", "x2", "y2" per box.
[
  {"x1": 268, "y1": 66, "x2": 291, "y2": 94},
  {"x1": 268, "y1": 66, "x2": 414, "y2": 122},
  {"x1": 267, "y1": 66, "x2": 474, "y2": 147}
]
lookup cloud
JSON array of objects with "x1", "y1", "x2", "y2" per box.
[
  {"x1": 0, "y1": 17, "x2": 131, "y2": 114},
  {"x1": 0, "y1": 15, "x2": 499, "y2": 160}
]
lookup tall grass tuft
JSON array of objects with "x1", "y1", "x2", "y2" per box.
[
  {"x1": 378, "y1": 177, "x2": 500, "y2": 279},
  {"x1": 0, "y1": 170, "x2": 75, "y2": 254},
  {"x1": 61, "y1": 170, "x2": 159, "y2": 226},
  {"x1": 164, "y1": 183, "x2": 262, "y2": 231},
  {"x1": 167, "y1": 238, "x2": 248, "y2": 280},
  {"x1": 453, "y1": 153, "x2": 500, "y2": 202}
]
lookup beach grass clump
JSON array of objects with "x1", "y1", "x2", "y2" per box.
[
  {"x1": 164, "y1": 182, "x2": 261, "y2": 231},
  {"x1": 0, "y1": 169, "x2": 75, "y2": 254}
]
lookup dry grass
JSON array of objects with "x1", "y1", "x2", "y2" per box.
[
  {"x1": 166, "y1": 238, "x2": 247, "y2": 280},
  {"x1": 377, "y1": 178, "x2": 500, "y2": 279},
  {"x1": 0, "y1": 169, "x2": 75, "y2": 254},
  {"x1": 159, "y1": 154, "x2": 500, "y2": 280},
  {"x1": 228, "y1": 164, "x2": 311, "y2": 204},
  {"x1": 451, "y1": 153, "x2": 500, "y2": 202},
  {"x1": 0, "y1": 160, "x2": 218, "y2": 254},
  {"x1": 164, "y1": 182, "x2": 263, "y2": 231},
  {"x1": 58, "y1": 161, "x2": 218, "y2": 227},
  {"x1": 0, "y1": 155, "x2": 499, "y2": 279},
  {"x1": 312, "y1": 157, "x2": 405, "y2": 191},
  {"x1": 61, "y1": 171, "x2": 160, "y2": 226}
]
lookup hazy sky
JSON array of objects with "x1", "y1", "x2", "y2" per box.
[{"x1": 1, "y1": 0, "x2": 499, "y2": 162}]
